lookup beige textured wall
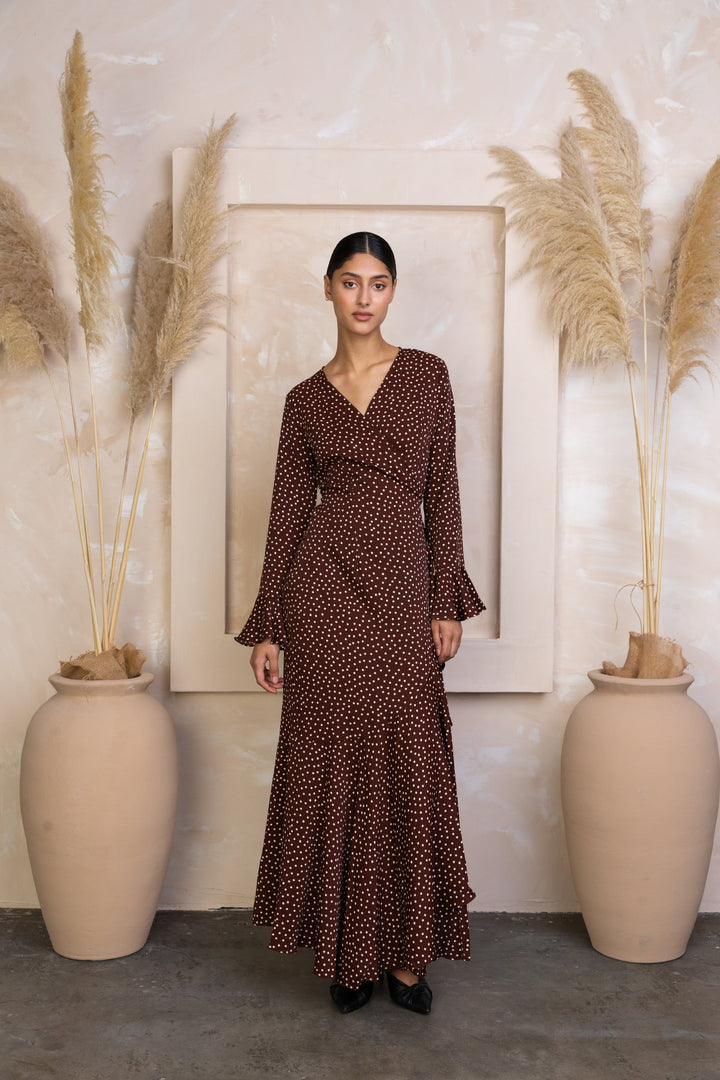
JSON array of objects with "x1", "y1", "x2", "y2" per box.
[{"x1": 2, "y1": 0, "x2": 720, "y2": 911}]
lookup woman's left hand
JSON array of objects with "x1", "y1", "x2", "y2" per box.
[{"x1": 432, "y1": 619, "x2": 462, "y2": 664}]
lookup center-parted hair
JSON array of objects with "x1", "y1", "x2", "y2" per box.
[{"x1": 326, "y1": 232, "x2": 397, "y2": 282}]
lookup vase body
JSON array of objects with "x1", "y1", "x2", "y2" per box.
[
  {"x1": 20, "y1": 673, "x2": 178, "y2": 960},
  {"x1": 561, "y1": 670, "x2": 720, "y2": 963}
]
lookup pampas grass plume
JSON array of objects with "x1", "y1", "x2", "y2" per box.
[
  {"x1": 128, "y1": 200, "x2": 174, "y2": 417},
  {"x1": 0, "y1": 179, "x2": 71, "y2": 359},
  {"x1": 490, "y1": 122, "x2": 631, "y2": 370},
  {"x1": 568, "y1": 69, "x2": 652, "y2": 287},
  {"x1": 0, "y1": 303, "x2": 44, "y2": 370},
  {"x1": 60, "y1": 30, "x2": 119, "y2": 350},
  {"x1": 154, "y1": 114, "x2": 237, "y2": 399},
  {"x1": 663, "y1": 157, "x2": 720, "y2": 393}
]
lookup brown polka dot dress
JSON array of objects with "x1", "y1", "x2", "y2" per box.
[{"x1": 236, "y1": 348, "x2": 485, "y2": 990}]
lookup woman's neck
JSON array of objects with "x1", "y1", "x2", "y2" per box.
[{"x1": 330, "y1": 328, "x2": 396, "y2": 374}]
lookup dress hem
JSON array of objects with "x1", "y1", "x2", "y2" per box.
[{"x1": 252, "y1": 915, "x2": 473, "y2": 989}]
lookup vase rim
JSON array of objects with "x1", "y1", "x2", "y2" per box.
[
  {"x1": 48, "y1": 671, "x2": 154, "y2": 692},
  {"x1": 587, "y1": 668, "x2": 694, "y2": 689}
]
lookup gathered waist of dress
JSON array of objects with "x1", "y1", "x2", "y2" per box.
[{"x1": 318, "y1": 476, "x2": 423, "y2": 513}]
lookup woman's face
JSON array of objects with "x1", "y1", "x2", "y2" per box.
[{"x1": 323, "y1": 252, "x2": 396, "y2": 336}]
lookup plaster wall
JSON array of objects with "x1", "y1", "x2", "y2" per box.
[{"x1": 2, "y1": 0, "x2": 720, "y2": 912}]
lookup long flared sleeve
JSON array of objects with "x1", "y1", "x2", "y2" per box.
[
  {"x1": 235, "y1": 391, "x2": 317, "y2": 647},
  {"x1": 424, "y1": 363, "x2": 486, "y2": 622}
]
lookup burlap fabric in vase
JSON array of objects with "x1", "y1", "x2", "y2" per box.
[
  {"x1": 602, "y1": 631, "x2": 687, "y2": 679},
  {"x1": 59, "y1": 643, "x2": 146, "y2": 680}
]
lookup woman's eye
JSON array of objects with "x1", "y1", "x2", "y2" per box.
[{"x1": 372, "y1": 283, "x2": 385, "y2": 290}]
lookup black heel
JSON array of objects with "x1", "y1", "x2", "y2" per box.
[
  {"x1": 386, "y1": 970, "x2": 433, "y2": 1015},
  {"x1": 329, "y1": 980, "x2": 375, "y2": 1014}
]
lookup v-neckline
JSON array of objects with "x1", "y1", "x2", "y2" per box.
[{"x1": 321, "y1": 348, "x2": 403, "y2": 418}]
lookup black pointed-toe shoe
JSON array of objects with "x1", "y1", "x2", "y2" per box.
[
  {"x1": 329, "y1": 980, "x2": 375, "y2": 1014},
  {"x1": 386, "y1": 971, "x2": 433, "y2": 1015}
]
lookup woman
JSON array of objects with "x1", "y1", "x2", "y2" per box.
[{"x1": 236, "y1": 232, "x2": 484, "y2": 1015}]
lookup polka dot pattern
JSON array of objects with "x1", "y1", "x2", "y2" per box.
[{"x1": 236, "y1": 348, "x2": 485, "y2": 989}]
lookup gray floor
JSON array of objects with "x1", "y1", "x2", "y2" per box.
[{"x1": 2, "y1": 910, "x2": 719, "y2": 1080}]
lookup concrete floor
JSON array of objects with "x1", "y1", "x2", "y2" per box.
[{"x1": 2, "y1": 910, "x2": 719, "y2": 1080}]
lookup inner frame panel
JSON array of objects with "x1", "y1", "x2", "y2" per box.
[{"x1": 225, "y1": 205, "x2": 503, "y2": 640}]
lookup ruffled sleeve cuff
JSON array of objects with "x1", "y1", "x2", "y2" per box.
[
  {"x1": 234, "y1": 594, "x2": 288, "y2": 648},
  {"x1": 430, "y1": 566, "x2": 486, "y2": 622}
]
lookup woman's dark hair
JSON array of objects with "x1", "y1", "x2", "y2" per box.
[{"x1": 326, "y1": 232, "x2": 397, "y2": 282}]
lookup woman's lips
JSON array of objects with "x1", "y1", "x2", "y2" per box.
[{"x1": 353, "y1": 312, "x2": 372, "y2": 321}]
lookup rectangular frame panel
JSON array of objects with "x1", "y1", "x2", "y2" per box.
[{"x1": 170, "y1": 150, "x2": 557, "y2": 691}]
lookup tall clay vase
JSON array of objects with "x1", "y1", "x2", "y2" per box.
[
  {"x1": 20, "y1": 672, "x2": 178, "y2": 960},
  {"x1": 561, "y1": 670, "x2": 720, "y2": 963}
]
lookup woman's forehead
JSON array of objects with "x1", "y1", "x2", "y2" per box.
[{"x1": 333, "y1": 252, "x2": 392, "y2": 277}]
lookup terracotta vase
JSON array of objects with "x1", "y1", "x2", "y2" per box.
[
  {"x1": 20, "y1": 672, "x2": 178, "y2": 960},
  {"x1": 561, "y1": 670, "x2": 720, "y2": 963}
]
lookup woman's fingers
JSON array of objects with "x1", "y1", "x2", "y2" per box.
[
  {"x1": 432, "y1": 619, "x2": 443, "y2": 658},
  {"x1": 250, "y1": 641, "x2": 283, "y2": 693},
  {"x1": 432, "y1": 619, "x2": 462, "y2": 663}
]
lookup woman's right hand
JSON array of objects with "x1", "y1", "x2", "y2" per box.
[{"x1": 250, "y1": 640, "x2": 283, "y2": 693}]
